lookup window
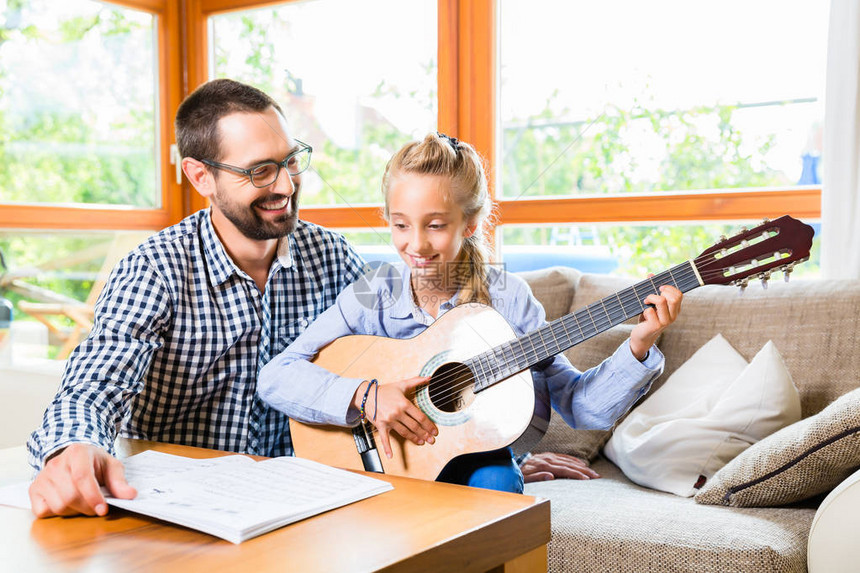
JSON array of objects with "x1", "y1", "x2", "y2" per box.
[
  {"x1": 0, "y1": 0, "x2": 179, "y2": 364},
  {"x1": 0, "y1": 0, "x2": 827, "y2": 367},
  {"x1": 496, "y1": 0, "x2": 826, "y2": 276},
  {"x1": 0, "y1": 0, "x2": 181, "y2": 232},
  {"x1": 499, "y1": 0, "x2": 826, "y2": 198},
  {"x1": 0, "y1": 229, "x2": 154, "y2": 364},
  {"x1": 499, "y1": 222, "x2": 820, "y2": 279},
  {"x1": 0, "y1": 0, "x2": 159, "y2": 208},
  {"x1": 209, "y1": 0, "x2": 438, "y2": 209}
]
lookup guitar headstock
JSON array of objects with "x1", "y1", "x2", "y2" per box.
[{"x1": 695, "y1": 215, "x2": 814, "y2": 288}]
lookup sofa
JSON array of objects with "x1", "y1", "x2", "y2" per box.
[{"x1": 517, "y1": 266, "x2": 860, "y2": 573}]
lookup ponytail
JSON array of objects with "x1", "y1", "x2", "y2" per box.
[
  {"x1": 456, "y1": 235, "x2": 492, "y2": 306},
  {"x1": 382, "y1": 132, "x2": 494, "y2": 307}
]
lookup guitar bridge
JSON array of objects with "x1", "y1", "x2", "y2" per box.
[{"x1": 352, "y1": 422, "x2": 384, "y2": 473}]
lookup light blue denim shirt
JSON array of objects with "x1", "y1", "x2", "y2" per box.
[{"x1": 258, "y1": 262, "x2": 664, "y2": 431}]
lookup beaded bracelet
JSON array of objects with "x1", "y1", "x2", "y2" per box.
[{"x1": 359, "y1": 379, "x2": 379, "y2": 422}]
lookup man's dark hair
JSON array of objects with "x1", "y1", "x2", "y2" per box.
[{"x1": 175, "y1": 78, "x2": 285, "y2": 162}]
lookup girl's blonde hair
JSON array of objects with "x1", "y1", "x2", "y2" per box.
[{"x1": 381, "y1": 132, "x2": 493, "y2": 306}]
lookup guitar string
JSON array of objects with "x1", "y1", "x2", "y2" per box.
[
  {"x1": 353, "y1": 265, "x2": 692, "y2": 441},
  {"x1": 396, "y1": 261, "x2": 699, "y2": 408},
  {"x1": 425, "y1": 255, "x2": 789, "y2": 410},
  {"x1": 354, "y1": 276, "x2": 779, "y2": 447},
  {"x1": 381, "y1": 258, "x2": 737, "y2": 414},
  {"x1": 400, "y1": 256, "x2": 769, "y2": 411},
  {"x1": 353, "y1": 252, "x2": 791, "y2": 441}
]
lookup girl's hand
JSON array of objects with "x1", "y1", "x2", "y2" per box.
[
  {"x1": 521, "y1": 452, "x2": 600, "y2": 483},
  {"x1": 354, "y1": 376, "x2": 438, "y2": 459},
  {"x1": 630, "y1": 284, "x2": 683, "y2": 360}
]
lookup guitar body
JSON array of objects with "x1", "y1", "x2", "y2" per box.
[
  {"x1": 289, "y1": 215, "x2": 816, "y2": 481},
  {"x1": 289, "y1": 304, "x2": 537, "y2": 480}
]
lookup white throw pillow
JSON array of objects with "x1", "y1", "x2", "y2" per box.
[{"x1": 603, "y1": 334, "x2": 801, "y2": 497}]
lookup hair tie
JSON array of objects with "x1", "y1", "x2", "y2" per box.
[{"x1": 436, "y1": 131, "x2": 460, "y2": 153}]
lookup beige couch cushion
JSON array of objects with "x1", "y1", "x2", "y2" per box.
[
  {"x1": 516, "y1": 266, "x2": 581, "y2": 322},
  {"x1": 657, "y1": 279, "x2": 860, "y2": 417},
  {"x1": 525, "y1": 270, "x2": 860, "y2": 418},
  {"x1": 534, "y1": 324, "x2": 635, "y2": 459},
  {"x1": 695, "y1": 387, "x2": 860, "y2": 507},
  {"x1": 525, "y1": 457, "x2": 816, "y2": 573},
  {"x1": 523, "y1": 269, "x2": 650, "y2": 460}
]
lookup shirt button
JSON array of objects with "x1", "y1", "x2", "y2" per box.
[{"x1": 299, "y1": 318, "x2": 309, "y2": 327}]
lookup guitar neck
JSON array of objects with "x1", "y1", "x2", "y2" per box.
[{"x1": 469, "y1": 260, "x2": 704, "y2": 391}]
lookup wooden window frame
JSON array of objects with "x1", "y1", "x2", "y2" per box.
[
  {"x1": 0, "y1": 0, "x2": 185, "y2": 231},
  {"x1": 298, "y1": 0, "x2": 821, "y2": 231},
  {"x1": 0, "y1": 0, "x2": 822, "y2": 233}
]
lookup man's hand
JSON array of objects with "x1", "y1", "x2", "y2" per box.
[
  {"x1": 352, "y1": 377, "x2": 438, "y2": 459},
  {"x1": 521, "y1": 452, "x2": 600, "y2": 483},
  {"x1": 29, "y1": 443, "x2": 137, "y2": 518},
  {"x1": 630, "y1": 284, "x2": 683, "y2": 360}
]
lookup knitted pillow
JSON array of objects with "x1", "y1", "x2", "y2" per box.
[
  {"x1": 517, "y1": 266, "x2": 581, "y2": 322},
  {"x1": 695, "y1": 387, "x2": 860, "y2": 507}
]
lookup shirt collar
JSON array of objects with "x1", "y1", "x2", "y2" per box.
[
  {"x1": 200, "y1": 209, "x2": 238, "y2": 287},
  {"x1": 387, "y1": 263, "x2": 417, "y2": 319},
  {"x1": 277, "y1": 234, "x2": 294, "y2": 269},
  {"x1": 200, "y1": 208, "x2": 294, "y2": 287},
  {"x1": 387, "y1": 263, "x2": 459, "y2": 322}
]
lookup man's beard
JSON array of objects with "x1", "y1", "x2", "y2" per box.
[{"x1": 214, "y1": 189, "x2": 300, "y2": 241}]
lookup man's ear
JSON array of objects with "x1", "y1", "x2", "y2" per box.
[{"x1": 182, "y1": 157, "x2": 215, "y2": 199}]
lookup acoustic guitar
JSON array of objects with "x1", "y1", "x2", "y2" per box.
[{"x1": 289, "y1": 215, "x2": 815, "y2": 480}]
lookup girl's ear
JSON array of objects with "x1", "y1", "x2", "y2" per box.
[{"x1": 464, "y1": 221, "x2": 478, "y2": 238}]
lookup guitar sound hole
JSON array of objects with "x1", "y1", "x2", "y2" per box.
[{"x1": 427, "y1": 362, "x2": 476, "y2": 413}]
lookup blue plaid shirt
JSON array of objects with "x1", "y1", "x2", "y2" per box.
[{"x1": 27, "y1": 209, "x2": 364, "y2": 470}]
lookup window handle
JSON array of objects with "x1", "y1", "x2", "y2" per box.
[{"x1": 170, "y1": 144, "x2": 182, "y2": 185}]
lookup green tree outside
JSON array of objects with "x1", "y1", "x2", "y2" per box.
[{"x1": 0, "y1": 2, "x2": 820, "y2": 359}]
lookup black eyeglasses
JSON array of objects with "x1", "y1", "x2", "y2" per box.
[{"x1": 201, "y1": 140, "x2": 313, "y2": 188}]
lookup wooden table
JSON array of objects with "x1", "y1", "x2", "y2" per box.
[{"x1": 0, "y1": 440, "x2": 550, "y2": 572}]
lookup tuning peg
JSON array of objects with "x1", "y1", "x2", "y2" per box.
[
  {"x1": 761, "y1": 218, "x2": 770, "y2": 225},
  {"x1": 738, "y1": 279, "x2": 748, "y2": 295},
  {"x1": 719, "y1": 234, "x2": 728, "y2": 243},
  {"x1": 759, "y1": 273, "x2": 770, "y2": 290},
  {"x1": 783, "y1": 265, "x2": 793, "y2": 283}
]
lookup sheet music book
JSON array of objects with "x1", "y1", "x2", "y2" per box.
[{"x1": 106, "y1": 450, "x2": 393, "y2": 544}]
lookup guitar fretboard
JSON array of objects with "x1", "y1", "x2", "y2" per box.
[{"x1": 467, "y1": 261, "x2": 703, "y2": 391}]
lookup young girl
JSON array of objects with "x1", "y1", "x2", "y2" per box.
[{"x1": 258, "y1": 132, "x2": 682, "y2": 493}]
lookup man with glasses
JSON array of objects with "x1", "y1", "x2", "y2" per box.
[{"x1": 26, "y1": 78, "x2": 365, "y2": 518}]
